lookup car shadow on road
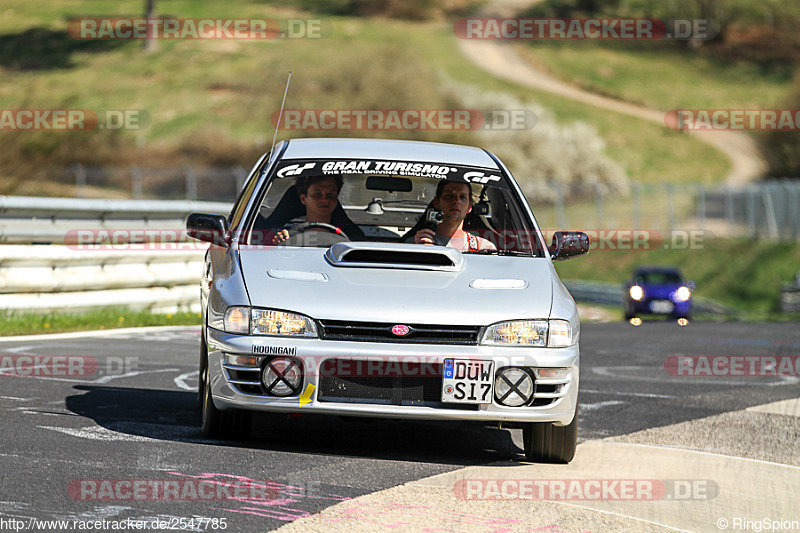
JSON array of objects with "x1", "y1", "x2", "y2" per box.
[{"x1": 65, "y1": 384, "x2": 523, "y2": 466}]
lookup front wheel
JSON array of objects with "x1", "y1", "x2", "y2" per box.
[
  {"x1": 200, "y1": 358, "x2": 252, "y2": 439},
  {"x1": 522, "y1": 402, "x2": 578, "y2": 463}
]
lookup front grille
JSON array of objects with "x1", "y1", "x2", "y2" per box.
[
  {"x1": 319, "y1": 320, "x2": 481, "y2": 345},
  {"x1": 318, "y1": 359, "x2": 478, "y2": 410}
]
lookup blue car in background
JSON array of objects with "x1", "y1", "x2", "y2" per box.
[{"x1": 624, "y1": 266, "x2": 694, "y2": 322}]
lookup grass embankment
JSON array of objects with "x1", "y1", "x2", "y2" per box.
[
  {"x1": 414, "y1": 26, "x2": 730, "y2": 186},
  {"x1": 0, "y1": 0, "x2": 728, "y2": 197},
  {"x1": 512, "y1": 0, "x2": 796, "y2": 112},
  {"x1": 516, "y1": 42, "x2": 793, "y2": 112},
  {"x1": 554, "y1": 237, "x2": 800, "y2": 318},
  {"x1": 0, "y1": 308, "x2": 200, "y2": 337}
]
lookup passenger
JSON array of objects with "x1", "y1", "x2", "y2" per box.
[
  {"x1": 410, "y1": 181, "x2": 496, "y2": 252},
  {"x1": 272, "y1": 175, "x2": 365, "y2": 243}
]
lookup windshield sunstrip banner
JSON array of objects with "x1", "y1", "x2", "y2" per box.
[{"x1": 270, "y1": 159, "x2": 510, "y2": 187}]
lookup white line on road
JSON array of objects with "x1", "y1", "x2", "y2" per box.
[
  {"x1": 38, "y1": 425, "x2": 156, "y2": 442},
  {"x1": 174, "y1": 370, "x2": 199, "y2": 391},
  {"x1": 92, "y1": 368, "x2": 179, "y2": 384},
  {"x1": 580, "y1": 400, "x2": 625, "y2": 411},
  {"x1": 606, "y1": 441, "x2": 800, "y2": 471},
  {"x1": 0, "y1": 326, "x2": 199, "y2": 343},
  {"x1": 0, "y1": 368, "x2": 179, "y2": 385},
  {"x1": 581, "y1": 389, "x2": 675, "y2": 399}
]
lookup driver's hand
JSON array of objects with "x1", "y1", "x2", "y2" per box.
[
  {"x1": 272, "y1": 229, "x2": 290, "y2": 244},
  {"x1": 414, "y1": 229, "x2": 435, "y2": 245}
]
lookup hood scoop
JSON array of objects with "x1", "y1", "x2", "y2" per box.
[{"x1": 325, "y1": 242, "x2": 464, "y2": 271}]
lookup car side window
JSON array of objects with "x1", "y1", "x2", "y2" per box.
[{"x1": 229, "y1": 156, "x2": 267, "y2": 231}]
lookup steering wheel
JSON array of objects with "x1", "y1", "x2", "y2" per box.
[{"x1": 286, "y1": 221, "x2": 351, "y2": 240}]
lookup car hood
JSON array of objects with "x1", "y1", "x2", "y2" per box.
[{"x1": 238, "y1": 246, "x2": 555, "y2": 325}]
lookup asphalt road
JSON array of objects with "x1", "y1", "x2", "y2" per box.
[{"x1": 0, "y1": 322, "x2": 798, "y2": 532}]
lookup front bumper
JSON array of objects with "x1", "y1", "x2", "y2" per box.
[{"x1": 206, "y1": 327, "x2": 579, "y2": 426}]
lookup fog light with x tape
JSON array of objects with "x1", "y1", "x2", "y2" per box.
[
  {"x1": 262, "y1": 357, "x2": 303, "y2": 397},
  {"x1": 494, "y1": 367, "x2": 535, "y2": 407}
]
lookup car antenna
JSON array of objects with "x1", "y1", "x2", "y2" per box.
[{"x1": 269, "y1": 71, "x2": 292, "y2": 158}]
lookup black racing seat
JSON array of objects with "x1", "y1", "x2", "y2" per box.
[{"x1": 253, "y1": 185, "x2": 366, "y2": 240}]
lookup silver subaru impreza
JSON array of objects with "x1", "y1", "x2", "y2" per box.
[{"x1": 187, "y1": 138, "x2": 589, "y2": 463}]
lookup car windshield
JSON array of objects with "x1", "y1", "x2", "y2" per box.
[
  {"x1": 244, "y1": 158, "x2": 544, "y2": 256},
  {"x1": 637, "y1": 271, "x2": 683, "y2": 284}
]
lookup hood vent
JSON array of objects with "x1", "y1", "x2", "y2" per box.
[{"x1": 325, "y1": 242, "x2": 464, "y2": 271}]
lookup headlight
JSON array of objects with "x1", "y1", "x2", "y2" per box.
[
  {"x1": 548, "y1": 320, "x2": 575, "y2": 347},
  {"x1": 629, "y1": 285, "x2": 644, "y2": 301},
  {"x1": 251, "y1": 309, "x2": 317, "y2": 337},
  {"x1": 482, "y1": 320, "x2": 548, "y2": 346},
  {"x1": 481, "y1": 319, "x2": 577, "y2": 347},
  {"x1": 674, "y1": 286, "x2": 691, "y2": 302},
  {"x1": 224, "y1": 306, "x2": 250, "y2": 334},
  {"x1": 222, "y1": 307, "x2": 318, "y2": 337}
]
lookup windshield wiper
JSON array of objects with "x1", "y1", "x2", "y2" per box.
[{"x1": 464, "y1": 249, "x2": 533, "y2": 256}]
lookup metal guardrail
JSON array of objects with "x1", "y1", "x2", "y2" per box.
[
  {"x1": 1, "y1": 196, "x2": 231, "y2": 313},
  {"x1": 563, "y1": 280, "x2": 734, "y2": 316},
  {"x1": 0, "y1": 195, "x2": 231, "y2": 244},
  {"x1": 1, "y1": 195, "x2": 736, "y2": 316}
]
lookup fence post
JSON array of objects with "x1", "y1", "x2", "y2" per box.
[
  {"x1": 665, "y1": 182, "x2": 675, "y2": 232},
  {"x1": 747, "y1": 186, "x2": 757, "y2": 239},
  {"x1": 73, "y1": 163, "x2": 86, "y2": 198},
  {"x1": 130, "y1": 166, "x2": 143, "y2": 200},
  {"x1": 696, "y1": 185, "x2": 706, "y2": 232},
  {"x1": 184, "y1": 166, "x2": 197, "y2": 201},
  {"x1": 762, "y1": 186, "x2": 779, "y2": 240},
  {"x1": 792, "y1": 182, "x2": 800, "y2": 241},
  {"x1": 725, "y1": 187, "x2": 735, "y2": 235}
]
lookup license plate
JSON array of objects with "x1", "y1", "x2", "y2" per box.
[
  {"x1": 651, "y1": 300, "x2": 674, "y2": 313},
  {"x1": 441, "y1": 359, "x2": 494, "y2": 404}
]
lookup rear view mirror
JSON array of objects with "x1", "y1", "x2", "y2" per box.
[
  {"x1": 365, "y1": 176, "x2": 413, "y2": 192},
  {"x1": 186, "y1": 213, "x2": 230, "y2": 247},
  {"x1": 549, "y1": 231, "x2": 589, "y2": 261}
]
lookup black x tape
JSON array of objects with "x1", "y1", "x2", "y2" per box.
[
  {"x1": 497, "y1": 371, "x2": 533, "y2": 404},
  {"x1": 265, "y1": 360, "x2": 300, "y2": 393}
]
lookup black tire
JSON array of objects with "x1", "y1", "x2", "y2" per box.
[
  {"x1": 198, "y1": 335, "x2": 208, "y2": 409},
  {"x1": 200, "y1": 357, "x2": 252, "y2": 439},
  {"x1": 522, "y1": 402, "x2": 578, "y2": 463}
]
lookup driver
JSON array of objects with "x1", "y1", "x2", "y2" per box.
[
  {"x1": 410, "y1": 181, "x2": 496, "y2": 252},
  {"x1": 272, "y1": 175, "x2": 365, "y2": 244}
]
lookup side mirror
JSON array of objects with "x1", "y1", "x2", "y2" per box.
[
  {"x1": 186, "y1": 213, "x2": 230, "y2": 247},
  {"x1": 549, "y1": 231, "x2": 589, "y2": 261}
]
